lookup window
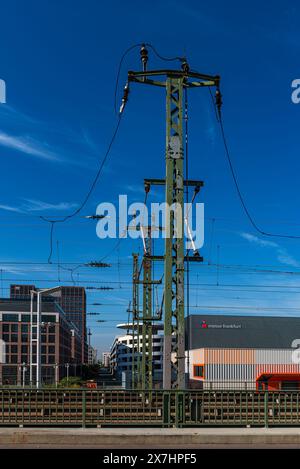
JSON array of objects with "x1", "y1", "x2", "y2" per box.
[
  {"x1": 2, "y1": 314, "x2": 18, "y2": 322},
  {"x1": 193, "y1": 365, "x2": 204, "y2": 378},
  {"x1": 21, "y1": 324, "x2": 28, "y2": 333},
  {"x1": 21, "y1": 315, "x2": 31, "y2": 322},
  {"x1": 11, "y1": 334, "x2": 18, "y2": 343},
  {"x1": 2, "y1": 324, "x2": 9, "y2": 333},
  {"x1": 11, "y1": 324, "x2": 18, "y2": 333},
  {"x1": 42, "y1": 315, "x2": 56, "y2": 323},
  {"x1": 11, "y1": 345, "x2": 18, "y2": 354}
]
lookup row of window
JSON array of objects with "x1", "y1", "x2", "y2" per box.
[
  {"x1": 5, "y1": 345, "x2": 56, "y2": 354},
  {"x1": 5, "y1": 354, "x2": 57, "y2": 364},
  {"x1": 1, "y1": 334, "x2": 56, "y2": 343},
  {"x1": 1, "y1": 314, "x2": 57, "y2": 322}
]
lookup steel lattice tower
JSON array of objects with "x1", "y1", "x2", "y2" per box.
[{"x1": 128, "y1": 47, "x2": 220, "y2": 388}]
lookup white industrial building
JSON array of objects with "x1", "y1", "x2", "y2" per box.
[{"x1": 110, "y1": 323, "x2": 164, "y2": 380}]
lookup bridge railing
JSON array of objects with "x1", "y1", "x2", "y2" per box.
[{"x1": 0, "y1": 387, "x2": 299, "y2": 427}]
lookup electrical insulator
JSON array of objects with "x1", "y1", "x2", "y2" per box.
[
  {"x1": 119, "y1": 82, "x2": 129, "y2": 114},
  {"x1": 140, "y1": 44, "x2": 148, "y2": 71}
]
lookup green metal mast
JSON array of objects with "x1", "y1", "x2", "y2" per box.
[
  {"x1": 163, "y1": 76, "x2": 185, "y2": 389},
  {"x1": 127, "y1": 46, "x2": 220, "y2": 389},
  {"x1": 131, "y1": 253, "x2": 140, "y2": 389},
  {"x1": 141, "y1": 230, "x2": 153, "y2": 390}
]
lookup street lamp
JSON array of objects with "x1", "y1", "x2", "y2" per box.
[
  {"x1": 65, "y1": 363, "x2": 70, "y2": 385},
  {"x1": 29, "y1": 286, "x2": 61, "y2": 389},
  {"x1": 54, "y1": 363, "x2": 59, "y2": 387},
  {"x1": 18, "y1": 362, "x2": 27, "y2": 388}
]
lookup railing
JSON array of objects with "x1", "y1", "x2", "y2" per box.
[{"x1": 0, "y1": 388, "x2": 300, "y2": 427}]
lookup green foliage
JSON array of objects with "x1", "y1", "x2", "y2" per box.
[{"x1": 58, "y1": 376, "x2": 83, "y2": 388}]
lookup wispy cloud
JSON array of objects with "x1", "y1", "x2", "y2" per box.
[
  {"x1": 0, "y1": 204, "x2": 23, "y2": 213},
  {"x1": 0, "y1": 106, "x2": 99, "y2": 169},
  {"x1": 21, "y1": 199, "x2": 78, "y2": 212},
  {"x1": 0, "y1": 131, "x2": 60, "y2": 161},
  {"x1": 240, "y1": 232, "x2": 300, "y2": 267},
  {"x1": 0, "y1": 199, "x2": 77, "y2": 214},
  {"x1": 240, "y1": 232, "x2": 278, "y2": 248},
  {"x1": 277, "y1": 249, "x2": 300, "y2": 268}
]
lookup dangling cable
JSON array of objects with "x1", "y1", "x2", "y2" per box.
[
  {"x1": 209, "y1": 87, "x2": 300, "y2": 240},
  {"x1": 41, "y1": 112, "x2": 123, "y2": 262},
  {"x1": 114, "y1": 43, "x2": 183, "y2": 116},
  {"x1": 42, "y1": 43, "x2": 184, "y2": 263}
]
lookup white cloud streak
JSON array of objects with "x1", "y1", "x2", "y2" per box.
[
  {"x1": 0, "y1": 199, "x2": 78, "y2": 214},
  {"x1": 240, "y1": 232, "x2": 300, "y2": 268},
  {"x1": 21, "y1": 199, "x2": 78, "y2": 212},
  {"x1": 0, "y1": 131, "x2": 60, "y2": 161}
]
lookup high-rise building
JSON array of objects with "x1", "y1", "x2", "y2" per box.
[
  {"x1": 10, "y1": 285, "x2": 87, "y2": 363},
  {"x1": 102, "y1": 352, "x2": 110, "y2": 368},
  {"x1": 0, "y1": 297, "x2": 82, "y2": 385},
  {"x1": 88, "y1": 346, "x2": 97, "y2": 365},
  {"x1": 55, "y1": 287, "x2": 87, "y2": 363}
]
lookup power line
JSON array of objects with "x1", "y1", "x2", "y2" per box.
[
  {"x1": 40, "y1": 113, "x2": 123, "y2": 262},
  {"x1": 40, "y1": 43, "x2": 183, "y2": 263},
  {"x1": 192, "y1": 305, "x2": 300, "y2": 312},
  {"x1": 113, "y1": 43, "x2": 183, "y2": 115},
  {"x1": 210, "y1": 87, "x2": 300, "y2": 240}
]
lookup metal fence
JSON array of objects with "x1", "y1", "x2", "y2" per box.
[{"x1": 0, "y1": 388, "x2": 300, "y2": 427}]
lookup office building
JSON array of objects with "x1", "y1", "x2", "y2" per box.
[
  {"x1": 0, "y1": 297, "x2": 82, "y2": 385},
  {"x1": 102, "y1": 352, "x2": 110, "y2": 368},
  {"x1": 10, "y1": 285, "x2": 87, "y2": 363}
]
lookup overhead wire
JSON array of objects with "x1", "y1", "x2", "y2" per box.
[
  {"x1": 40, "y1": 113, "x2": 123, "y2": 262},
  {"x1": 209, "y1": 87, "x2": 300, "y2": 240},
  {"x1": 113, "y1": 42, "x2": 183, "y2": 115}
]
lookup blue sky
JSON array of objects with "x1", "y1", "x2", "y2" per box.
[{"x1": 0, "y1": 0, "x2": 300, "y2": 355}]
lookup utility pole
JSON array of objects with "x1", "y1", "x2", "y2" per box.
[
  {"x1": 127, "y1": 46, "x2": 220, "y2": 389},
  {"x1": 141, "y1": 229, "x2": 152, "y2": 390},
  {"x1": 131, "y1": 253, "x2": 140, "y2": 389},
  {"x1": 29, "y1": 286, "x2": 63, "y2": 388}
]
